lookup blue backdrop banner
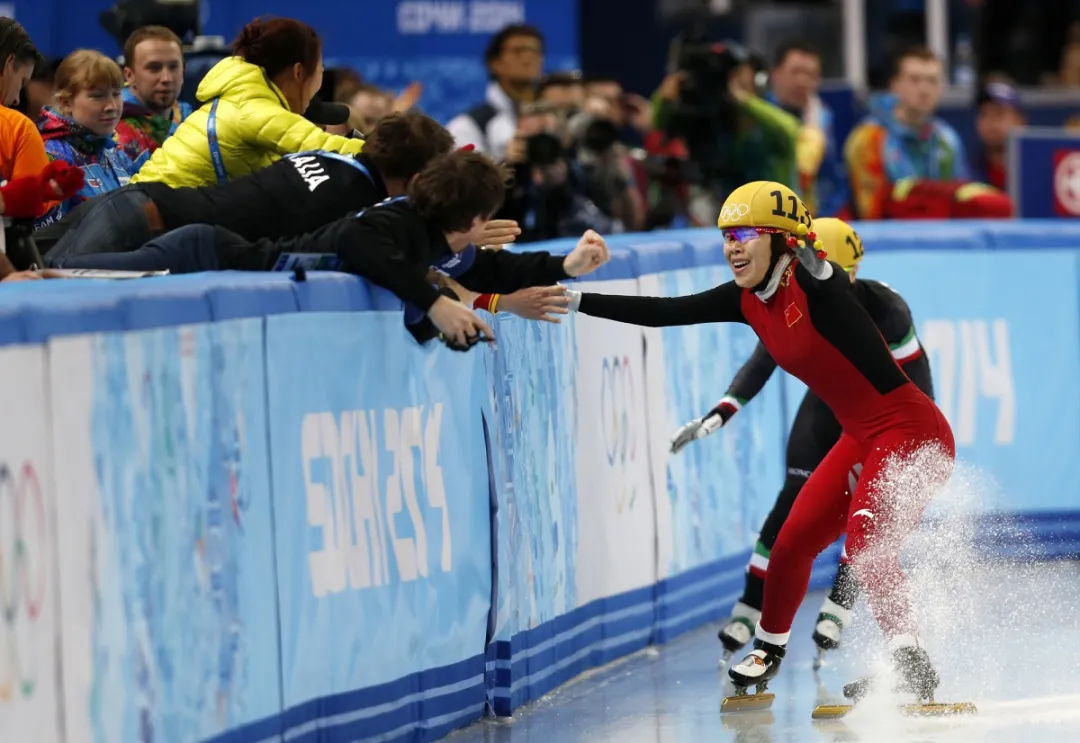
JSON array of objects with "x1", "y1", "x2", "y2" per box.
[
  {"x1": 263, "y1": 312, "x2": 492, "y2": 738},
  {"x1": 1008, "y1": 128, "x2": 1080, "y2": 219},
  {"x1": 21, "y1": 0, "x2": 579, "y2": 125},
  {"x1": 866, "y1": 250, "x2": 1080, "y2": 511}
]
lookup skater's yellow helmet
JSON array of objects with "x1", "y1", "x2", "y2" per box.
[
  {"x1": 717, "y1": 181, "x2": 813, "y2": 237},
  {"x1": 812, "y1": 218, "x2": 865, "y2": 272}
]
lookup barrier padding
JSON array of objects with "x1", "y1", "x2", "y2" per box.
[{"x1": 7, "y1": 219, "x2": 1080, "y2": 743}]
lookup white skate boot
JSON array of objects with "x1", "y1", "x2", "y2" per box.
[
  {"x1": 718, "y1": 601, "x2": 761, "y2": 667},
  {"x1": 721, "y1": 639, "x2": 786, "y2": 713},
  {"x1": 811, "y1": 597, "x2": 853, "y2": 670}
]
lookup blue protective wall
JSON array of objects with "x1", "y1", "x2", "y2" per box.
[{"x1": 5, "y1": 220, "x2": 1080, "y2": 743}]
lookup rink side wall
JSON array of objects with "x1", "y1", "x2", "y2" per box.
[{"x1": 1, "y1": 221, "x2": 1077, "y2": 742}]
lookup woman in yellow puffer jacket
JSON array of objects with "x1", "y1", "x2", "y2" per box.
[{"x1": 133, "y1": 17, "x2": 363, "y2": 187}]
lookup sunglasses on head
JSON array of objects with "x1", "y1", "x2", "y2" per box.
[{"x1": 722, "y1": 226, "x2": 785, "y2": 243}]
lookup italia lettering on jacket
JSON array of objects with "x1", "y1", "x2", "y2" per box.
[{"x1": 288, "y1": 155, "x2": 331, "y2": 191}]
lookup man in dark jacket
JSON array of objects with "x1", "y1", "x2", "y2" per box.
[{"x1": 42, "y1": 112, "x2": 459, "y2": 263}]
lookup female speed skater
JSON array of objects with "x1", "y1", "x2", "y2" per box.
[
  {"x1": 563, "y1": 182, "x2": 954, "y2": 709},
  {"x1": 667, "y1": 217, "x2": 936, "y2": 671}
]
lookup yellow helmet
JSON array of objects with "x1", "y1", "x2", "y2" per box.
[
  {"x1": 717, "y1": 181, "x2": 814, "y2": 238},
  {"x1": 812, "y1": 218, "x2": 865, "y2": 272}
]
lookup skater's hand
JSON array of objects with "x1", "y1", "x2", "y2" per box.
[
  {"x1": 427, "y1": 295, "x2": 494, "y2": 350},
  {"x1": 669, "y1": 403, "x2": 734, "y2": 454}
]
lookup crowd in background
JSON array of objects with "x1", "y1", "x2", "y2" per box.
[{"x1": 0, "y1": 8, "x2": 1059, "y2": 257}]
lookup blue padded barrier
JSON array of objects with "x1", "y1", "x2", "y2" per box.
[{"x1": 6, "y1": 219, "x2": 1080, "y2": 743}]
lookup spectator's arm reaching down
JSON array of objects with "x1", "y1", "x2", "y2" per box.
[
  {"x1": 335, "y1": 223, "x2": 442, "y2": 310},
  {"x1": 456, "y1": 229, "x2": 610, "y2": 294},
  {"x1": 241, "y1": 100, "x2": 365, "y2": 158},
  {"x1": 844, "y1": 124, "x2": 891, "y2": 220}
]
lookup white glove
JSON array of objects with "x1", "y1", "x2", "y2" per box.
[{"x1": 670, "y1": 410, "x2": 725, "y2": 454}]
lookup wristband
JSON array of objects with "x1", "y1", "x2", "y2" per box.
[
  {"x1": 473, "y1": 293, "x2": 501, "y2": 314},
  {"x1": 714, "y1": 396, "x2": 742, "y2": 424}
]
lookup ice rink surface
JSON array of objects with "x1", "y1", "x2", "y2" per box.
[{"x1": 447, "y1": 560, "x2": 1080, "y2": 743}]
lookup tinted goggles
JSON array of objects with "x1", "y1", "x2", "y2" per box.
[{"x1": 721, "y1": 226, "x2": 784, "y2": 243}]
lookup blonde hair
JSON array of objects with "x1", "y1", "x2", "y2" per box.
[{"x1": 54, "y1": 49, "x2": 124, "y2": 103}]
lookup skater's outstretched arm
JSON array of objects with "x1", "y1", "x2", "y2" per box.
[{"x1": 568, "y1": 280, "x2": 746, "y2": 328}]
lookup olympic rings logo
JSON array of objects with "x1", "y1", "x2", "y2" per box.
[
  {"x1": 0, "y1": 461, "x2": 46, "y2": 702},
  {"x1": 718, "y1": 203, "x2": 750, "y2": 223},
  {"x1": 600, "y1": 356, "x2": 637, "y2": 468}
]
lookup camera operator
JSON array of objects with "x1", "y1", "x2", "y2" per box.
[
  {"x1": 498, "y1": 102, "x2": 620, "y2": 243},
  {"x1": 652, "y1": 36, "x2": 799, "y2": 224},
  {"x1": 567, "y1": 95, "x2": 644, "y2": 232}
]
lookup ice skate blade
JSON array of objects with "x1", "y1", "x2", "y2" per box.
[
  {"x1": 812, "y1": 701, "x2": 977, "y2": 720},
  {"x1": 901, "y1": 701, "x2": 977, "y2": 717},
  {"x1": 721, "y1": 693, "x2": 775, "y2": 713},
  {"x1": 812, "y1": 648, "x2": 826, "y2": 672}
]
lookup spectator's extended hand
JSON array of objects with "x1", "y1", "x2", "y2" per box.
[
  {"x1": 478, "y1": 219, "x2": 521, "y2": 248},
  {"x1": 562, "y1": 230, "x2": 610, "y2": 277},
  {"x1": 427, "y1": 295, "x2": 494, "y2": 348},
  {"x1": 500, "y1": 285, "x2": 571, "y2": 323}
]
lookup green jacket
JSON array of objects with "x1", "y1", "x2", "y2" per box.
[{"x1": 652, "y1": 93, "x2": 799, "y2": 198}]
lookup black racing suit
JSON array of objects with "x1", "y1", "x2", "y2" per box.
[
  {"x1": 44, "y1": 151, "x2": 389, "y2": 264},
  {"x1": 717, "y1": 278, "x2": 935, "y2": 614}
]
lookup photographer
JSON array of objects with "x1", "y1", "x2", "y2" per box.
[
  {"x1": 651, "y1": 37, "x2": 799, "y2": 224},
  {"x1": 498, "y1": 102, "x2": 620, "y2": 243},
  {"x1": 567, "y1": 95, "x2": 645, "y2": 232}
]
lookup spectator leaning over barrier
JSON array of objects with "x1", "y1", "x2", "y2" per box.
[
  {"x1": 114, "y1": 26, "x2": 193, "y2": 163},
  {"x1": 844, "y1": 46, "x2": 968, "y2": 220},
  {"x1": 34, "y1": 50, "x2": 146, "y2": 230},
  {"x1": 971, "y1": 81, "x2": 1025, "y2": 192},
  {"x1": 447, "y1": 24, "x2": 544, "y2": 160},
  {"x1": 44, "y1": 112, "x2": 462, "y2": 264},
  {"x1": 60, "y1": 150, "x2": 610, "y2": 350},
  {"x1": 767, "y1": 40, "x2": 849, "y2": 218},
  {"x1": 132, "y1": 16, "x2": 364, "y2": 188}
]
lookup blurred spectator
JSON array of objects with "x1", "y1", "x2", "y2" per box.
[
  {"x1": 15, "y1": 57, "x2": 59, "y2": 122},
  {"x1": 583, "y1": 76, "x2": 653, "y2": 147},
  {"x1": 499, "y1": 102, "x2": 621, "y2": 242},
  {"x1": 323, "y1": 66, "x2": 365, "y2": 103},
  {"x1": 115, "y1": 26, "x2": 192, "y2": 163},
  {"x1": 539, "y1": 72, "x2": 584, "y2": 114},
  {"x1": 567, "y1": 95, "x2": 645, "y2": 231},
  {"x1": 349, "y1": 83, "x2": 392, "y2": 133},
  {"x1": 971, "y1": 81, "x2": 1025, "y2": 192},
  {"x1": 767, "y1": 41, "x2": 848, "y2": 218},
  {"x1": 35, "y1": 50, "x2": 144, "y2": 228},
  {"x1": 0, "y1": 18, "x2": 41, "y2": 108},
  {"x1": 845, "y1": 46, "x2": 967, "y2": 221},
  {"x1": 133, "y1": 16, "x2": 363, "y2": 188},
  {"x1": 447, "y1": 24, "x2": 543, "y2": 160}
]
